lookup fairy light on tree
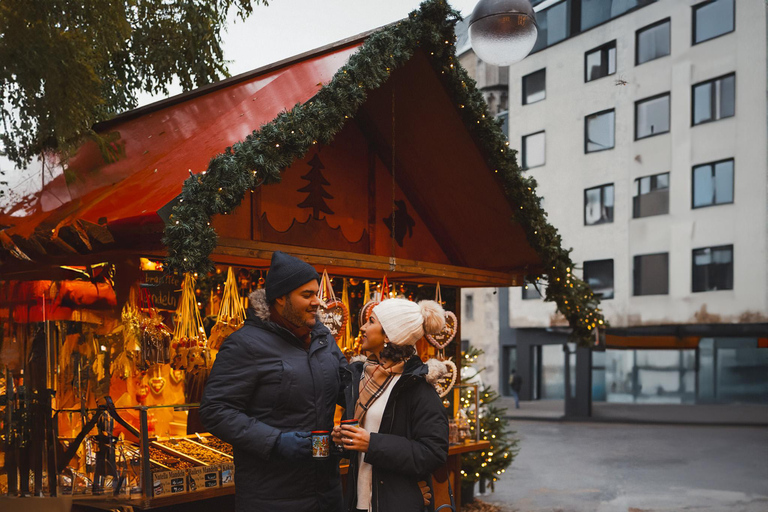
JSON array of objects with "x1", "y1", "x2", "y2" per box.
[{"x1": 459, "y1": 345, "x2": 519, "y2": 498}]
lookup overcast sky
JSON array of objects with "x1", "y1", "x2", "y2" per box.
[{"x1": 138, "y1": 0, "x2": 480, "y2": 106}]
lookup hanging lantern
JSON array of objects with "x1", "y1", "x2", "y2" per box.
[{"x1": 468, "y1": 0, "x2": 538, "y2": 66}]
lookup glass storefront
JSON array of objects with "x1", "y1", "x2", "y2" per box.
[{"x1": 593, "y1": 338, "x2": 768, "y2": 404}]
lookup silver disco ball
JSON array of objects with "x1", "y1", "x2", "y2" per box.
[{"x1": 468, "y1": 0, "x2": 538, "y2": 66}]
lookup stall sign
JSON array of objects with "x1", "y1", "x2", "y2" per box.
[
  {"x1": 142, "y1": 271, "x2": 183, "y2": 311},
  {"x1": 220, "y1": 462, "x2": 235, "y2": 486},
  {"x1": 153, "y1": 469, "x2": 188, "y2": 496},
  {"x1": 188, "y1": 465, "x2": 220, "y2": 491}
]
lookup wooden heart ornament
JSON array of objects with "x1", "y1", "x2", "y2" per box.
[
  {"x1": 433, "y1": 359, "x2": 458, "y2": 398},
  {"x1": 426, "y1": 311, "x2": 457, "y2": 350},
  {"x1": 319, "y1": 299, "x2": 349, "y2": 338}
]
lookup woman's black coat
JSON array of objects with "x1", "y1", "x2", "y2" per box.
[{"x1": 341, "y1": 357, "x2": 449, "y2": 512}]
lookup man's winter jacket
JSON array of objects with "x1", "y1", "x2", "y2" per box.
[{"x1": 200, "y1": 289, "x2": 347, "y2": 512}]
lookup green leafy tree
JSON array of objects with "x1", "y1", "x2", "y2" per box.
[
  {"x1": 0, "y1": 0, "x2": 268, "y2": 168},
  {"x1": 460, "y1": 345, "x2": 520, "y2": 493}
]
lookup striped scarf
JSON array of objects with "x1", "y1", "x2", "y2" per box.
[{"x1": 354, "y1": 358, "x2": 405, "y2": 422}]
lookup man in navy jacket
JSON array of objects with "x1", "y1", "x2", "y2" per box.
[{"x1": 200, "y1": 251, "x2": 347, "y2": 512}]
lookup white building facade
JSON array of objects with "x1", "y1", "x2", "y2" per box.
[{"x1": 459, "y1": 0, "x2": 768, "y2": 409}]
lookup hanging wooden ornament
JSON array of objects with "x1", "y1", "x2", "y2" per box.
[
  {"x1": 171, "y1": 273, "x2": 210, "y2": 371},
  {"x1": 341, "y1": 279, "x2": 352, "y2": 350},
  {"x1": 426, "y1": 282, "x2": 458, "y2": 351},
  {"x1": 317, "y1": 270, "x2": 349, "y2": 339},
  {"x1": 209, "y1": 267, "x2": 246, "y2": 350}
]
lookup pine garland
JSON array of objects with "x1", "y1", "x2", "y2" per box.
[{"x1": 162, "y1": 0, "x2": 606, "y2": 344}]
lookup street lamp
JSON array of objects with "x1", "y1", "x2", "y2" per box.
[{"x1": 468, "y1": 0, "x2": 538, "y2": 66}]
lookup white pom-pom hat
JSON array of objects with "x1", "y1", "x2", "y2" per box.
[{"x1": 372, "y1": 298, "x2": 445, "y2": 347}]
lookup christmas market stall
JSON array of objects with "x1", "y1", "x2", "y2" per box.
[{"x1": 0, "y1": 1, "x2": 604, "y2": 509}]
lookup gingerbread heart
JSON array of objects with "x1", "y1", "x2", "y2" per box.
[
  {"x1": 318, "y1": 299, "x2": 349, "y2": 338},
  {"x1": 358, "y1": 300, "x2": 379, "y2": 326},
  {"x1": 170, "y1": 368, "x2": 184, "y2": 385},
  {"x1": 150, "y1": 376, "x2": 166, "y2": 395},
  {"x1": 433, "y1": 359, "x2": 458, "y2": 398},
  {"x1": 426, "y1": 311, "x2": 457, "y2": 350}
]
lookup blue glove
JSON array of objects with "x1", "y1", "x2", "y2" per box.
[{"x1": 273, "y1": 431, "x2": 312, "y2": 460}]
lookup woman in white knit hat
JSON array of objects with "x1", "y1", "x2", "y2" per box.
[{"x1": 333, "y1": 298, "x2": 450, "y2": 512}]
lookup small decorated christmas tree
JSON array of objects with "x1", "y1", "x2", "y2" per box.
[{"x1": 460, "y1": 345, "x2": 520, "y2": 496}]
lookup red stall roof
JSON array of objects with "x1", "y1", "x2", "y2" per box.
[{"x1": 0, "y1": 23, "x2": 545, "y2": 287}]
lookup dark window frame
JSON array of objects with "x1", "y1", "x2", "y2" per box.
[
  {"x1": 584, "y1": 108, "x2": 616, "y2": 154},
  {"x1": 692, "y1": 244, "x2": 734, "y2": 293},
  {"x1": 692, "y1": 0, "x2": 735, "y2": 46},
  {"x1": 522, "y1": 130, "x2": 546, "y2": 169},
  {"x1": 584, "y1": 182, "x2": 615, "y2": 226},
  {"x1": 583, "y1": 258, "x2": 615, "y2": 300},
  {"x1": 635, "y1": 92, "x2": 671, "y2": 140},
  {"x1": 691, "y1": 158, "x2": 735, "y2": 209},
  {"x1": 635, "y1": 17, "x2": 671, "y2": 66},
  {"x1": 633, "y1": 172, "x2": 670, "y2": 219},
  {"x1": 522, "y1": 279, "x2": 544, "y2": 300},
  {"x1": 691, "y1": 72, "x2": 736, "y2": 126},
  {"x1": 584, "y1": 40, "x2": 617, "y2": 83},
  {"x1": 530, "y1": 0, "x2": 657, "y2": 55},
  {"x1": 522, "y1": 68, "x2": 547, "y2": 105},
  {"x1": 633, "y1": 252, "x2": 670, "y2": 296}
]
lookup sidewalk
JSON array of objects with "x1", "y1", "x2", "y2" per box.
[{"x1": 497, "y1": 397, "x2": 768, "y2": 426}]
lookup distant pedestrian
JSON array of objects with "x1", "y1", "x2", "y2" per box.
[{"x1": 509, "y1": 370, "x2": 522, "y2": 409}]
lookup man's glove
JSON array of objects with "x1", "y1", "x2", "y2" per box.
[{"x1": 273, "y1": 431, "x2": 312, "y2": 460}]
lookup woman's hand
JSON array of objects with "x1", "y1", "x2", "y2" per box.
[
  {"x1": 331, "y1": 425, "x2": 344, "y2": 447},
  {"x1": 340, "y1": 425, "x2": 370, "y2": 452}
]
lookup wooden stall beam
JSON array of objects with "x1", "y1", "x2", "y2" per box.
[{"x1": 211, "y1": 238, "x2": 523, "y2": 288}]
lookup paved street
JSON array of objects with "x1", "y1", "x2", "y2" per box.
[{"x1": 477, "y1": 421, "x2": 768, "y2": 512}]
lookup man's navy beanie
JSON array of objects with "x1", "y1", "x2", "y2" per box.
[{"x1": 265, "y1": 251, "x2": 320, "y2": 303}]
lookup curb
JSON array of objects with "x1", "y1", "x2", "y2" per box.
[{"x1": 503, "y1": 414, "x2": 768, "y2": 428}]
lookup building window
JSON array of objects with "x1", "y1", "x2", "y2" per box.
[
  {"x1": 633, "y1": 172, "x2": 669, "y2": 218},
  {"x1": 584, "y1": 183, "x2": 614, "y2": 225},
  {"x1": 522, "y1": 131, "x2": 546, "y2": 169},
  {"x1": 636, "y1": 19, "x2": 670, "y2": 65},
  {"x1": 581, "y1": 0, "x2": 657, "y2": 31},
  {"x1": 532, "y1": 0, "x2": 572, "y2": 53},
  {"x1": 633, "y1": 253, "x2": 669, "y2": 296},
  {"x1": 497, "y1": 111, "x2": 509, "y2": 139},
  {"x1": 585, "y1": 40, "x2": 616, "y2": 82},
  {"x1": 635, "y1": 93, "x2": 670, "y2": 139},
  {"x1": 523, "y1": 69, "x2": 546, "y2": 105},
  {"x1": 584, "y1": 259, "x2": 614, "y2": 299},
  {"x1": 692, "y1": 159, "x2": 734, "y2": 208},
  {"x1": 522, "y1": 279, "x2": 543, "y2": 300},
  {"x1": 585, "y1": 109, "x2": 615, "y2": 153},
  {"x1": 693, "y1": 0, "x2": 734, "y2": 45},
  {"x1": 692, "y1": 245, "x2": 733, "y2": 292},
  {"x1": 465, "y1": 294, "x2": 474, "y2": 321},
  {"x1": 692, "y1": 73, "x2": 735, "y2": 126}
]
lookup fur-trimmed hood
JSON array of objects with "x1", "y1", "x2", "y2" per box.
[
  {"x1": 245, "y1": 288, "x2": 330, "y2": 340},
  {"x1": 248, "y1": 288, "x2": 271, "y2": 321}
]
